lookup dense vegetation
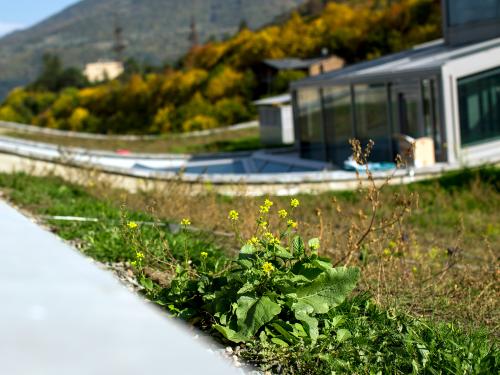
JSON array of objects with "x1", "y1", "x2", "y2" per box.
[
  {"x1": 0, "y1": 167, "x2": 497, "y2": 373},
  {"x1": 0, "y1": 0, "x2": 442, "y2": 134},
  {"x1": 0, "y1": 0, "x2": 304, "y2": 99}
]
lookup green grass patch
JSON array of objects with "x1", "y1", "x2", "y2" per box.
[{"x1": 0, "y1": 170, "x2": 498, "y2": 373}]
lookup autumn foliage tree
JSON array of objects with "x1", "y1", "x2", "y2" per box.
[{"x1": 0, "y1": 0, "x2": 441, "y2": 134}]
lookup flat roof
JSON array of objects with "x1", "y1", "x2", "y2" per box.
[
  {"x1": 291, "y1": 37, "x2": 500, "y2": 88},
  {"x1": 254, "y1": 93, "x2": 291, "y2": 106}
]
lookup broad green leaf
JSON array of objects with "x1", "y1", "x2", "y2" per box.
[
  {"x1": 240, "y1": 243, "x2": 255, "y2": 254},
  {"x1": 213, "y1": 324, "x2": 248, "y2": 343},
  {"x1": 292, "y1": 301, "x2": 319, "y2": 343},
  {"x1": 293, "y1": 267, "x2": 360, "y2": 314},
  {"x1": 336, "y1": 328, "x2": 352, "y2": 342},
  {"x1": 275, "y1": 245, "x2": 293, "y2": 259},
  {"x1": 311, "y1": 258, "x2": 334, "y2": 271},
  {"x1": 236, "y1": 295, "x2": 281, "y2": 338}
]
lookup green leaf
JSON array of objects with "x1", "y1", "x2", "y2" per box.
[
  {"x1": 139, "y1": 275, "x2": 154, "y2": 291},
  {"x1": 237, "y1": 282, "x2": 255, "y2": 295},
  {"x1": 275, "y1": 245, "x2": 293, "y2": 259},
  {"x1": 293, "y1": 267, "x2": 360, "y2": 314},
  {"x1": 330, "y1": 315, "x2": 346, "y2": 328},
  {"x1": 336, "y1": 328, "x2": 352, "y2": 342},
  {"x1": 271, "y1": 337, "x2": 289, "y2": 347},
  {"x1": 291, "y1": 301, "x2": 319, "y2": 343},
  {"x1": 213, "y1": 324, "x2": 248, "y2": 343},
  {"x1": 240, "y1": 243, "x2": 255, "y2": 254},
  {"x1": 271, "y1": 321, "x2": 297, "y2": 343},
  {"x1": 237, "y1": 259, "x2": 253, "y2": 269},
  {"x1": 236, "y1": 295, "x2": 282, "y2": 338},
  {"x1": 291, "y1": 236, "x2": 305, "y2": 255}
]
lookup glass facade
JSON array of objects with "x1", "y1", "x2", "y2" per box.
[
  {"x1": 447, "y1": 0, "x2": 500, "y2": 27},
  {"x1": 458, "y1": 67, "x2": 500, "y2": 146},
  {"x1": 296, "y1": 75, "x2": 448, "y2": 165},
  {"x1": 421, "y1": 78, "x2": 443, "y2": 158},
  {"x1": 322, "y1": 85, "x2": 353, "y2": 165},
  {"x1": 353, "y1": 84, "x2": 392, "y2": 161},
  {"x1": 296, "y1": 88, "x2": 325, "y2": 160}
]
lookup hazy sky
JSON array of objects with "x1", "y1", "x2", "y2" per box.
[{"x1": 0, "y1": 0, "x2": 79, "y2": 36}]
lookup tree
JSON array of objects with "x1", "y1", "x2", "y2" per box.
[{"x1": 30, "y1": 53, "x2": 88, "y2": 92}]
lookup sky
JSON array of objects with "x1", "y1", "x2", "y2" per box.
[{"x1": 0, "y1": 0, "x2": 79, "y2": 37}]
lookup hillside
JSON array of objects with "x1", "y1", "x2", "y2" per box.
[
  {"x1": 0, "y1": 0, "x2": 305, "y2": 98},
  {"x1": 0, "y1": 0, "x2": 442, "y2": 135}
]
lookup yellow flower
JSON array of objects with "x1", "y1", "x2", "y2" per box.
[
  {"x1": 383, "y1": 248, "x2": 392, "y2": 257},
  {"x1": 262, "y1": 262, "x2": 275, "y2": 274},
  {"x1": 136, "y1": 251, "x2": 145, "y2": 260},
  {"x1": 259, "y1": 205, "x2": 270, "y2": 214},
  {"x1": 130, "y1": 261, "x2": 137, "y2": 267},
  {"x1": 278, "y1": 209, "x2": 288, "y2": 219},
  {"x1": 248, "y1": 237, "x2": 259, "y2": 245},
  {"x1": 290, "y1": 198, "x2": 300, "y2": 208},
  {"x1": 287, "y1": 219, "x2": 298, "y2": 228},
  {"x1": 228, "y1": 210, "x2": 239, "y2": 221},
  {"x1": 201, "y1": 251, "x2": 208, "y2": 258},
  {"x1": 264, "y1": 199, "x2": 274, "y2": 208},
  {"x1": 180, "y1": 218, "x2": 191, "y2": 226},
  {"x1": 259, "y1": 220, "x2": 268, "y2": 228},
  {"x1": 127, "y1": 221, "x2": 138, "y2": 229}
]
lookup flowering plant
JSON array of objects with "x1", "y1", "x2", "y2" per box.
[{"x1": 161, "y1": 199, "x2": 360, "y2": 345}]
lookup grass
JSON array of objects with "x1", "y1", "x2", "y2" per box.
[
  {"x1": 0, "y1": 126, "x2": 265, "y2": 154},
  {"x1": 0, "y1": 168, "x2": 498, "y2": 373}
]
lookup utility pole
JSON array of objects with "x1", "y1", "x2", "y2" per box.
[
  {"x1": 113, "y1": 16, "x2": 126, "y2": 62},
  {"x1": 188, "y1": 16, "x2": 199, "y2": 48}
]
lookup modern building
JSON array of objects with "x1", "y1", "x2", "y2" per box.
[
  {"x1": 291, "y1": 0, "x2": 500, "y2": 167},
  {"x1": 83, "y1": 61, "x2": 124, "y2": 83},
  {"x1": 254, "y1": 94, "x2": 295, "y2": 146}
]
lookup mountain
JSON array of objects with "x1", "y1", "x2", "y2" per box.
[{"x1": 0, "y1": 0, "x2": 305, "y2": 99}]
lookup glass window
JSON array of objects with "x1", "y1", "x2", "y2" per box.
[
  {"x1": 447, "y1": 0, "x2": 500, "y2": 26},
  {"x1": 458, "y1": 66, "x2": 500, "y2": 146},
  {"x1": 422, "y1": 78, "x2": 443, "y2": 158},
  {"x1": 296, "y1": 88, "x2": 325, "y2": 160},
  {"x1": 322, "y1": 85, "x2": 353, "y2": 165},
  {"x1": 353, "y1": 84, "x2": 392, "y2": 161}
]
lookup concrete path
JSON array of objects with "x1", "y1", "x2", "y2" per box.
[{"x1": 0, "y1": 200, "x2": 238, "y2": 375}]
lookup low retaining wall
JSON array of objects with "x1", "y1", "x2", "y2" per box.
[{"x1": 0, "y1": 120, "x2": 258, "y2": 141}]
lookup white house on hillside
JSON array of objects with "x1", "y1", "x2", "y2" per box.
[{"x1": 83, "y1": 61, "x2": 124, "y2": 83}]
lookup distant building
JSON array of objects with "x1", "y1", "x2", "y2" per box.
[
  {"x1": 255, "y1": 94, "x2": 294, "y2": 146},
  {"x1": 290, "y1": 0, "x2": 500, "y2": 167},
  {"x1": 83, "y1": 61, "x2": 124, "y2": 83},
  {"x1": 256, "y1": 56, "x2": 344, "y2": 95}
]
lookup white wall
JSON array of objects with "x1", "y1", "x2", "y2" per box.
[{"x1": 280, "y1": 105, "x2": 295, "y2": 144}]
